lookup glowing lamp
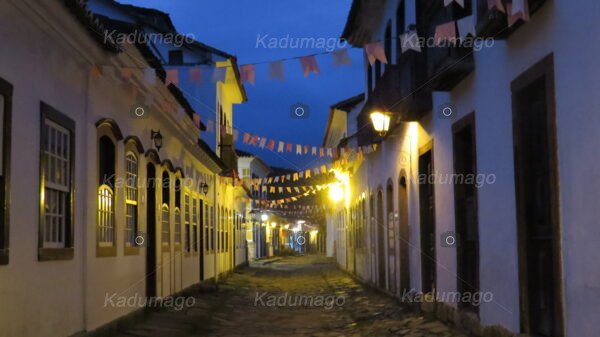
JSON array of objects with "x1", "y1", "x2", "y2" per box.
[
  {"x1": 261, "y1": 213, "x2": 269, "y2": 222},
  {"x1": 369, "y1": 111, "x2": 391, "y2": 134},
  {"x1": 329, "y1": 184, "x2": 344, "y2": 202}
]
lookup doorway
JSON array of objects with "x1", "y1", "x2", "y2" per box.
[
  {"x1": 398, "y1": 174, "x2": 410, "y2": 293},
  {"x1": 377, "y1": 189, "x2": 386, "y2": 288},
  {"x1": 419, "y1": 143, "x2": 436, "y2": 294},
  {"x1": 386, "y1": 180, "x2": 396, "y2": 294},
  {"x1": 512, "y1": 55, "x2": 563, "y2": 337},
  {"x1": 146, "y1": 163, "x2": 157, "y2": 298},
  {"x1": 453, "y1": 113, "x2": 480, "y2": 312}
]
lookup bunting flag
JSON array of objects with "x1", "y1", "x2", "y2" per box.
[
  {"x1": 277, "y1": 141, "x2": 285, "y2": 153},
  {"x1": 400, "y1": 31, "x2": 422, "y2": 53},
  {"x1": 435, "y1": 21, "x2": 457, "y2": 45},
  {"x1": 144, "y1": 68, "x2": 157, "y2": 85},
  {"x1": 332, "y1": 48, "x2": 352, "y2": 66},
  {"x1": 487, "y1": 0, "x2": 506, "y2": 13},
  {"x1": 457, "y1": 15, "x2": 476, "y2": 41},
  {"x1": 364, "y1": 42, "x2": 388, "y2": 65},
  {"x1": 268, "y1": 61, "x2": 285, "y2": 81},
  {"x1": 189, "y1": 68, "x2": 202, "y2": 84},
  {"x1": 192, "y1": 113, "x2": 201, "y2": 129},
  {"x1": 267, "y1": 139, "x2": 275, "y2": 151},
  {"x1": 444, "y1": 0, "x2": 464, "y2": 7},
  {"x1": 166, "y1": 69, "x2": 179, "y2": 85},
  {"x1": 211, "y1": 67, "x2": 226, "y2": 82},
  {"x1": 507, "y1": 0, "x2": 530, "y2": 27},
  {"x1": 240, "y1": 64, "x2": 255, "y2": 85},
  {"x1": 206, "y1": 120, "x2": 214, "y2": 132},
  {"x1": 299, "y1": 56, "x2": 320, "y2": 77}
]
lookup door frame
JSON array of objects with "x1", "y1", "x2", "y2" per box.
[
  {"x1": 511, "y1": 53, "x2": 564, "y2": 337},
  {"x1": 145, "y1": 160, "x2": 158, "y2": 298},
  {"x1": 418, "y1": 140, "x2": 436, "y2": 293}
]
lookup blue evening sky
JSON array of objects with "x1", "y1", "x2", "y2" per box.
[{"x1": 119, "y1": 0, "x2": 364, "y2": 170}]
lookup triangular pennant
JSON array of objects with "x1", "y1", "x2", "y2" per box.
[
  {"x1": 166, "y1": 69, "x2": 179, "y2": 85},
  {"x1": 268, "y1": 61, "x2": 285, "y2": 81},
  {"x1": 457, "y1": 15, "x2": 476, "y2": 41},
  {"x1": 400, "y1": 31, "x2": 422, "y2": 53},
  {"x1": 434, "y1": 21, "x2": 457, "y2": 45},
  {"x1": 189, "y1": 68, "x2": 202, "y2": 84},
  {"x1": 364, "y1": 42, "x2": 388, "y2": 65},
  {"x1": 240, "y1": 64, "x2": 255, "y2": 85},
  {"x1": 299, "y1": 56, "x2": 320, "y2": 77},
  {"x1": 332, "y1": 48, "x2": 352, "y2": 66}
]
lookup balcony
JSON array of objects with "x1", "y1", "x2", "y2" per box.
[
  {"x1": 476, "y1": 0, "x2": 548, "y2": 39},
  {"x1": 427, "y1": 41, "x2": 474, "y2": 91},
  {"x1": 417, "y1": 0, "x2": 475, "y2": 91}
]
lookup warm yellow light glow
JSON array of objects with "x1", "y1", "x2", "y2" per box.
[
  {"x1": 261, "y1": 213, "x2": 269, "y2": 221},
  {"x1": 370, "y1": 111, "x2": 391, "y2": 133},
  {"x1": 284, "y1": 224, "x2": 290, "y2": 230},
  {"x1": 271, "y1": 222, "x2": 277, "y2": 228},
  {"x1": 329, "y1": 184, "x2": 344, "y2": 202}
]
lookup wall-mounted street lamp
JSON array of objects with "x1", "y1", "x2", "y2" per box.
[
  {"x1": 369, "y1": 110, "x2": 391, "y2": 135},
  {"x1": 328, "y1": 184, "x2": 344, "y2": 203},
  {"x1": 261, "y1": 213, "x2": 269, "y2": 222},
  {"x1": 200, "y1": 181, "x2": 209, "y2": 195},
  {"x1": 151, "y1": 129, "x2": 163, "y2": 152}
]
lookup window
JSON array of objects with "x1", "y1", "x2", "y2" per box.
[
  {"x1": 0, "y1": 78, "x2": 12, "y2": 265},
  {"x1": 97, "y1": 136, "x2": 116, "y2": 252},
  {"x1": 168, "y1": 50, "x2": 184, "y2": 65},
  {"x1": 174, "y1": 209, "x2": 181, "y2": 245},
  {"x1": 39, "y1": 103, "x2": 74, "y2": 261},
  {"x1": 161, "y1": 204, "x2": 170, "y2": 245},
  {"x1": 242, "y1": 168, "x2": 251, "y2": 178},
  {"x1": 210, "y1": 206, "x2": 215, "y2": 251},
  {"x1": 161, "y1": 171, "x2": 170, "y2": 246},
  {"x1": 174, "y1": 179, "x2": 181, "y2": 247},
  {"x1": 204, "y1": 203, "x2": 209, "y2": 252},
  {"x1": 185, "y1": 194, "x2": 191, "y2": 252},
  {"x1": 95, "y1": 120, "x2": 121, "y2": 257},
  {"x1": 192, "y1": 198, "x2": 198, "y2": 252},
  {"x1": 125, "y1": 152, "x2": 138, "y2": 248}
]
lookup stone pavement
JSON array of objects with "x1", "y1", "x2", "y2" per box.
[{"x1": 113, "y1": 255, "x2": 471, "y2": 337}]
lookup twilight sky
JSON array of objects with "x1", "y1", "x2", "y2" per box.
[{"x1": 120, "y1": 0, "x2": 364, "y2": 170}]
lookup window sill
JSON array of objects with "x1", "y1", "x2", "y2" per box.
[
  {"x1": 39, "y1": 247, "x2": 74, "y2": 261},
  {"x1": 96, "y1": 246, "x2": 117, "y2": 257},
  {"x1": 124, "y1": 246, "x2": 140, "y2": 256}
]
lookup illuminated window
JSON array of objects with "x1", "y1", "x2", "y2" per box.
[
  {"x1": 161, "y1": 204, "x2": 170, "y2": 245},
  {"x1": 174, "y1": 208, "x2": 181, "y2": 245},
  {"x1": 192, "y1": 198, "x2": 198, "y2": 252},
  {"x1": 125, "y1": 152, "x2": 138, "y2": 247},
  {"x1": 185, "y1": 194, "x2": 191, "y2": 252},
  {"x1": 97, "y1": 185, "x2": 114, "y2": 246}
]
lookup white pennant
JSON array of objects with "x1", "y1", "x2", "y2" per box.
[
  {"x1": 457, "y1": 15, "x2": 476, "y2": 41},
  {"x1": 444, "y1": 0, "x2": 464, "y2": 7},
  {"x1": 400, "y1": 31, "x2": 422, "y2": 53}
]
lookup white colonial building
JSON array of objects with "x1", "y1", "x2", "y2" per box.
[
  {"x1": 325, "y1": 1, "x2": 600, "y2": 337},
  {"x1": 0, "y1": 1, "x2": 249, "y2": 336}
]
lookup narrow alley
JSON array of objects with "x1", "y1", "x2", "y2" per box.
[{"x1": 113, "y1": 255, "x2": 468, "y2": 337}]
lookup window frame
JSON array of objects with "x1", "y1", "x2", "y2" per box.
[
  {"x1": 95, "y1": 122, "x2": 120, "y2": 258},
  {"x1": 124, "y1": 149, "x2": 139, "y2": 255},
  {"x1": 38, "y1": 103, "x2": 75, "y2": 261},
  {"x1": 0, "y1": 77, "x2": 12, "y2": 265}
]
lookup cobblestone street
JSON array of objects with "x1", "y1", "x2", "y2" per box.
[{"x1": 114, "y1": 255, "x2": 470, "y2": 337}]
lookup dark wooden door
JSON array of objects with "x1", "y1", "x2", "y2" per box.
[
  {"x1": 146, "y1": 163, "x2": 157, "y2": 298},
  {"x1": 398, "y1": 176, "x2": 410, "y2": 293},
  {"x1": 453, "y1": 114, "x2": 480, "y2": 312},
  {"x1": 419, "y1": 147, "x2": 436, "y2": 293},
  {"x1": 377, "y1": 190, "x2": 386, "y2": 288},
  {"x1": 513, "y1": 61, "x2": 562, "y2": 337}
]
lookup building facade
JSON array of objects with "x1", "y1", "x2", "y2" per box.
[
  {"x1": 325, "y1": 1, "x2": 600, "y2": 337},
  {"x1": 0, "y1": 1, "x2": 248, "y2": 336}
]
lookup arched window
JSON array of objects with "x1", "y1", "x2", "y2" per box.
[
  {"x1": 98, "y1": 185, "x2": 114, "y2": 247},
  {"x1": 174, "y1": 178, "x2": 181, "y2": 247},
  {"x1": 184, "y1": 194, "x2": 191, "y2": 252},
  {"x1": 97, "y1": 133, "x2": 116, "y2": 255},
  {"x1": 161, "y1": 204, "x2": 170, "y2": 246},
  {"x1": 125, "y1": 152, "x2": 138, "y2": 248},
  {"x1": 161, "y1": 171, "x2": 170, "y2": 246},
  {"x1": 192, "y1": 197, "x2": 198, "y2": 252}
]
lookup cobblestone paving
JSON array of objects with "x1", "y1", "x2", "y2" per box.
[{"x1": 115, "y1": 255, "x2": 470, "y2": 337}]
